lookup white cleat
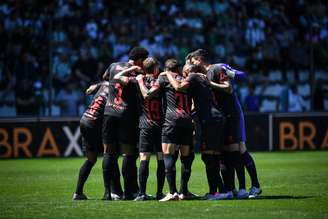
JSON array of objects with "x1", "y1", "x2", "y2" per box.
[
  {"x1": 248, "y1": 187, "x2": 262, "y2": 199},
  {"x1": 159, "y1": 192, "x2": 179, "y2": 202},
  {"x1": 111, "y1": 193, "x2": 123, "y2": 200},
  {"x1": 237, "y1": 189, "x2": 249, "y2": 199}
]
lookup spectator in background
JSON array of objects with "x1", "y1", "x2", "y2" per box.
[
  {"x1": 287, "y1": 84, "x2": 306, "y2": 112},
  {"x1": 73, "y1": 52, "x2": 98, "y2": 88},
  {"x1": 245, "y1": 84, "x2": 260, "y2": 112},
  {"x1": 313, "y1": 81, "x2": 324, "y2": 111},
  {"x1": 15, "y1": 79, "x2": 38, "y2": 116},
  {"x1": 52, "y1": 53, "x2": 72, "y2": 91},
  {"x1": 55, "y1": 81, "x2": 83, "y2": 116}
]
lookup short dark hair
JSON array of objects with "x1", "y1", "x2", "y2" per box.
[
  {"x1": 165, "y1": 59, "x2": 180, "y2": 72},
  {"x1": 188, "y1": 64, "x2": 207, "y2": 74},
  {"x1": 128, "y1": 47, "x2": 149, "y2": 61},
  {"x1": 190, "y1": 49, "x2": 209, "y2": 63},
  {"x1": 143, "y1": 57, "x2": 159, "y2": 74}
]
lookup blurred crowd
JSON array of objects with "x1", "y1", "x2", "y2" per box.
[{"x1": 0, "y1": 0, "x2": 327, "y2": 116}]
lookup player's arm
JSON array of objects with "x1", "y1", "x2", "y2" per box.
[
  {"x1": 85, "y1": 82, "x2": 101, "y2": 95},
  {"x1": 165, "y1": 71, "x2": 189, "y2": 92},
  {"x1": 210, "y1": 80, "x2": 232, "y2": 94},
  {"x1": 114, "y1": 65, "x2": 142, "y2": 86},
  {"x1": 221, "y1": 64, "x2": 247, "y2": 81},
  {"x1": 136, "y1": 75, "x2": 160, "y2": 99}
]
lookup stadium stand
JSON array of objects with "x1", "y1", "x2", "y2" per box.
[{"x1": 0, "y1": 0, "x2": 327, "y2": 116}]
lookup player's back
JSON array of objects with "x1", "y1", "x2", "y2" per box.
[
  {"x1": 104, "y1": 62, "x2": 139, "y2": 118},
  {"x1": 207, "y1": 64, "x2": 240, "y2": 116},
  {"x1": 157, "y1": 74, "x2": 192, "y2": 128},
  {"x1": 138, "y1": 75, "x2": 163, "y2": 129},
  {"x1": 186, "y1": 73, "x2": 223, "y2": 123}
]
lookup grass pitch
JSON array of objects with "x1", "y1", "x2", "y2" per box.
[{"x1": 0, "y1": 152, "x2": 328, "y2": 219}]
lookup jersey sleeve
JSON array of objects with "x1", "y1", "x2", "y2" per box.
[
  {"x1": 156, "y1": 75, "x2": 166, "y2": 89},
  {"x1": 206, "y1": 67, "x2": 217, "y2": 82}
]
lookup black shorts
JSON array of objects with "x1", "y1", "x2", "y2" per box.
[
  {"x1": 102, "y1": 115, "x2": 139, "y2": 146},
  {"x1": 162, "y1": 125, "x2": 193, "y2": 146},
  {"x1": 80, "y1": 122, "x2": 102, "y2": 154},
  {"x1": 224, "y1": 115, "x2": 242, "y2": 145},
  {"x1": 199, "y1": 121, "x2": 224, "y2": 152},
  {"x1": 139, "y1": 127, "x2": 162, "y2": 153}
]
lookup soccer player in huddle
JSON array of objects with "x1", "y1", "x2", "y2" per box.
[
  {"x1": 164, "y1": 63, "x2": 229, "y2": 199},
  {"x1": 190, "y1": 49, "x2": 261, "y2": 199},
  {"x1": 141, "y1": 59, "x2": 195, "y2": 201},
  {"x1": 115, "y1": 57, "x2": 166, "y2": 201},
  {"x1": 73, "y1": 73, "x2": 110, "y2": 200},
  {"x1": 102, "y1": 47, "x2": 149, "y2": 200}
]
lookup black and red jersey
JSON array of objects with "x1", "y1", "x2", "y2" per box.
[
  {"x1": 207, "y1": 64, "x2": 238, "y2": 114},
  {"x1": 157, "y1": 74, "x2": 192, "y2": 128},
  {"x1": 104, "y1": 62, "x2": 139, "y2": 118},
  {"x1": 183, "y1": 73, "x2": 223, "y2": 123},
  {"x1": 81, "y1": 81, "x2": 109, "y2": 127},
  {"x1": 138, "y1": 75, "x2": 163, "y2": 129}
]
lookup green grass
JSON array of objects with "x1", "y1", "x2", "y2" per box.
[{"x1": 0, "y1": 152, "x2": 328, "y2": 219}]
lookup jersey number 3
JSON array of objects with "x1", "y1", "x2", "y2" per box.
[{"x1": 114, "y1": 83, "x2": 123, "y2": 105}]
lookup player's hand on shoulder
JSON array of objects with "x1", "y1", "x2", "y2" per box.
[
  {"x1": 136, "y1": 74, "x2": 144, "y2": 81},
  {"x1": 85, "y1": 84, "x2": 98, "y2": 95},
  {"x1": 160, "y1": 71, "x2": 168, "y2": 76},
  {"x1": 132, "y1": 65, "x2": 143, "y2": 73}
]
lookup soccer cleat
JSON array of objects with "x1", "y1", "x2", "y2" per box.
[
  {"x1": 72, "y1": 193, "x2": 88, "y2": 200},
  {"x1": 111, "y1": 193, "x2": 123, "y2": 201},
  {"x1": 248, "y1": 187, "x2": 262, "y2": 199},
  {"x1": 134, "y1": 194, "x2": 152, "y2": 201},
  {"x1": 102, "y1": 192, "x2": 112, "y2": 201},
  {"x1": 232, "y1": 188, "x2": 238, "y2": 197},
  {"x1": 202, "y1": 193, "x2": 216, "y2": 200},
  {"x1": 159, "y1": 192, "x2": 179, "y2": 202},
  {"x1": 156, "y1": 193, "x2": 165, "y2": 200},
  {"x1": 209, "y1": 191, "x2": 234, "y2": 200},
  {"x1": 236, "y1": 189, "x2": 249, "y2": 199},
  {"x1": 179, "y1": 192, "x2": 199, "y2": 200}
]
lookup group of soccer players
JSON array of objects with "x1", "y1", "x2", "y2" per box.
[{"x1": 72, "y1": 47, "x2": 262, "y2": 201}]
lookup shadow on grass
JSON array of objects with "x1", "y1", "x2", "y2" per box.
[{"x1": 254, "y1": 195, "x2": 312, "y2": 200}]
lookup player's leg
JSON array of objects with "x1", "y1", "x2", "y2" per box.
[
  {"x1": 200, "y1": 121, "x2": 224, "y2": 200},
  {"x1": 134, "y1": 152, "x2": 151, "y2": 201},
  {"x1": 226, "y1": 115, "x2": 248, "y2": 199},
  {"x1": 179, "y1": 145, "x2": 197, "y2": 199},
  {"x1": 119, "y1": 115, "x2": 139, "y2": 200},
  {"x1": 121, "y1": 144, "x2": 138, "y2": 200},
  {"x1": 239, "y1": 142, "x2": 262, "y2": 198},
  {"x1": 156, "y1": 152, "x2": 165, "y2": 200},
  {"x1": 101, "y1": 116, "x2": 120, "y2": 201},
  {"x1": 73, "y1": 123, "x2": 98, "y2": 200},
  {"x1": 223, "y1": 143, "x2": 248, "y2": 199}
]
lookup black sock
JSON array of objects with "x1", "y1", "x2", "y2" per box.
[
  {"x1": 234, "y1": 153, "x2": 246, "y2": 190},
  {"x1": 76, "y1": 160, "x2": 94, "y2": 194},
  {"x1": 110, "y1": 155, "x2": 123, "y2": 196},
  {"x1": 215, "y1": 154, "x2": 225, "y2": 193},
  {"x1": 122, "y1": 155, "x2": 135, "y2": 195},
  {"x1": 138, "y1": 160, "x2": 149, "y2": 195},
  {"x1": 220, "y1": 157, "x2": 228, "y2": 193},
  {"x1": 223, "y1": 152, "x2": 235, "y2": 192},
  {"x1": 202, "y1": 154, "x2": 219, "y2": 194},
  {"x1": 102, "y1": 153, "x2": 112, "y2": 194},
  {"x1": 156, "y1": 159, "x2": 165, "y2": 195},
  {"x1": 242, "y1": 151, "x2": 260, "y2": 188},
  {"x1": 131, "y1": 154, "x2": 139, "y2": 194},
  {"x1": 180, "y1": 153, "x2": 194, "y2": 194},
  {"x1": 164, "y1": 154, "x2": 177, "y2": 194}
]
